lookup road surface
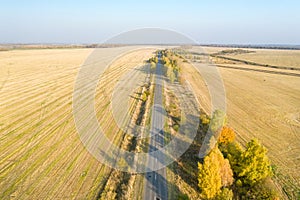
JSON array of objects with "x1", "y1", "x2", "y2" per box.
[{"x1": 143, "y1": 56, "x2": 168, "y2": 200}]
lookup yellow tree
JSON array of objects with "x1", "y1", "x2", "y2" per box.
[
  {"x1": 198, "y1": 148, "x2": 222, "y2": 199},
  {"x1": 198, "y1": 147, "x2": 234, "y2": 199}
]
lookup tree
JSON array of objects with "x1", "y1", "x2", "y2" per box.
[
  {"x1": 198, "y1": 148, "x2": 222, "y2": 199},
  {"x1": 210, "y1": 110, "x2": 227, "y2": 133},
  {"x1": 198, "y1": 110, "x2": 226, "y2": 158},
  {"x1": 162, "y1": 56, "x2": 170, "y2": 65},
  {"x1": 220, "y1": 158, "x2": 234, "y2": 187},
  {"x1": 214, "y1": 147, "x2": 234, "y2": 187},
  {"x1": 221, "y1": 142, "x2": 243, "y2": 174},
  {"x1": 178, "y1": 194, "x2": 189, "y2": 200},
  {"x1": 218, "y1": 126, "x2": 235, "y2": 144},
  {"x1": 148, "y1": 56, "x2": 158, "y2": 64},
  {"x1": 198, "y1": 147, "x2": 234, "y2": 199},
  {"x1": 237, "y1": 139, "x2": 272, "y2": 185}
]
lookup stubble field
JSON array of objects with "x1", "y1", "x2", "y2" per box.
[{"x1": 0, "y1": 47, "x2": 156, "y2": 199}]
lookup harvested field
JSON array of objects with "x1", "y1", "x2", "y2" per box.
[
  {"x1": 222, "y1": 48, "x2": 300, "y2": 69},
  {"x1": 0, "y1": 47, "x2": 156, "y2": 199}
]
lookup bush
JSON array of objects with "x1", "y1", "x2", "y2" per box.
[
  {"x1": 236, "y1": 179, "x2": 279, "y2": 200},
  {"x1": 178, "y1": 193, "x2": 189, "y2": 200},
  {"x1": 173, "y1": 124, "x2": 179, "y2": 132},
  {"x1": 200, "y1": 113, "x2": 210, "y2": 125},
  {"x1": 215, "y1": 188, "x2": 233, "y2": 200}
]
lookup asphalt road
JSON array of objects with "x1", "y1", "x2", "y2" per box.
[{"x1": 143, "y1": 57, "x2": 168, "y2": 200}]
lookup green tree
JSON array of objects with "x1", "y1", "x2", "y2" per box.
[
  {"x1": 198, "y1": 110, "x2": 226, "y2": 158},
  {"x1": 220, "y1": 142, "x2": 243, "y2": 171},
  {"x1": 237, "y1": 139, "x2": 272, "y2": 185}
]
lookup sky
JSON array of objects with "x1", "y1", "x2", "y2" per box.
[{"x1": 0, "y1": 0, "x2": 300, "y2": 44}]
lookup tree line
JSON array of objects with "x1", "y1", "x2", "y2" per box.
[{"x1": 197, "y1": 111, "x2": 278, "y2": 199}]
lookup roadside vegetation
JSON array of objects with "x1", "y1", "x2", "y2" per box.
[
  {"x1": 147, "y1": 56, "x2": 158, "y2": 64},
  {"x1": 161, "y1": 49, "x2": 182, "y2": 83},
  {"x1": 156, "y1": 49, "x2": 279, "y2": 199},
  {"x1": 98, "y1": 56, "x2": 156, "y2": 200},
  {"x1": 100, "y1": 81, "x2": 154, "y2": 200},
  {"x1": 166, "y1": 109, "x2": 278, "y2": 200},
  {"x1": 197, "y1": 111, "x2": 278, "y2": 199}
]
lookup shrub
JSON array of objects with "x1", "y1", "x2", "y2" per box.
[
  {"x1": 236, "y1": 179, "x2": 279, "y2": 200},
  {"x1": 200, "y1": 113, "x2": 210, "y2": 126},
  {"x1": 173, "y1": 124, "x2": 179, "y2": 132},
  {"x1": 215, "y1": 188, "x2": 233, "y2": 200},
  {"x1": 178, "y1": 193, "x2": 189, "y2": 200}
]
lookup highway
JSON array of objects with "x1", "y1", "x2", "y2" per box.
[{"x1": 143, "y1": 55, "x2": 168, "y2": 200}]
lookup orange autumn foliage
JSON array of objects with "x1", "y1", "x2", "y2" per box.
[{"x1": 218, "y1": 127, "x2": 235, "y2": 144}]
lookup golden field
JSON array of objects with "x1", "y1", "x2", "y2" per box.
[
  {"x1": 0, "y1": 47, "x2": 155, "y2": 199},
  {"x1": 223, "y1": 48, "x2": 300, "y2": 69}
]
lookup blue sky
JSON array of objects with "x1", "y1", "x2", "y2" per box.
[{"x1": 1, "y1": 0, "x2": 300, "y2": 44}]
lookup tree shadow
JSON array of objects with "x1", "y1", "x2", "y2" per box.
[{"x1": 166, "y1": 112, "x2": 208, "y2": 194}]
